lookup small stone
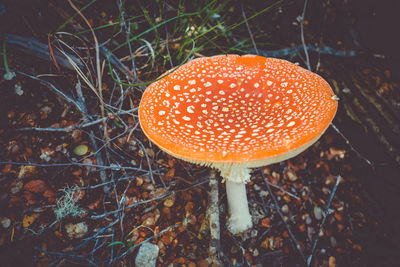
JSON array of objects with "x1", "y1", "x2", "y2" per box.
[
  {"x1": 10, "y1": 181, "x2": 23, "y2": 194},
  {"x1": 65, "y1": 222, "x2": 88, "y2": 239},
  {"x1": 253, "y1": 248, "x2": 259, "y2": 257},
  {"x1": 73, "y1": 144, "x2": 89, "y2": 156},
  {"x1": 253, "y1": 184, "x2": 261, "y2": 191},
  {"x1": 314, "y1": 206, "x2": 323, "y2": 220},
  {"x1": 135, "y1": 242, "x2": 159, "y2": 267},
  {"x1": 260, "y1": 191, "x2": 269, "y2": 198},
  {"x1": 307, "y1": 226, "x2": 315, "y2": 241},
  {"x1": 1, "y1": 217, "x2": 11, "y2": 228},
  {"x1": 250, "y1": 229, "x2": 258, "y2": 238},
  {"x1": 4, "y1": 71, "x2": 16, "y2": 80},
  {"x1": 14, "y1": 84, "x2": 23, "y2": 95},
  {"x1": 281, "y1": 204, "x2": 289, "y2": 213},
  {"x1": 330, "y1": 236, "x2": 337, "y2": 248}
]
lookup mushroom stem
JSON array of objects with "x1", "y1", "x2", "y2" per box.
[
  {"x1": 225, "y1": 180, "x2": 253, "y2": 234},
  {"x1": 214, "y1": 165, "x2": 253, "y2": 233}
]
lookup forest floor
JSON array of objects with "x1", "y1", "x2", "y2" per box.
[{"x1": 0, "y1": 1, "x2": 399, "y2": 266}]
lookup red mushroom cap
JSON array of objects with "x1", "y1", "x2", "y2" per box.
[{"x1": 139, "y1": 55, "x2": 337, "y2": 168}]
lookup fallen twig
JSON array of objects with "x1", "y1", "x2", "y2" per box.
[
  {"x1": 241, "y1": 4, "x2": 259, "y2": 55},
  {"x1": 261, "y1": 170, "x2": 307, "y2": 263},
  {"x1": 299, "y1": 0, "x2": 311, "y2": 70},
  {"x1": 14, "y1": 70, "x2": 86, "y2": 115},
  {"x1": 4, "y1": 33, "x2": 85, "y2": 70},
  {"x1": 307, "y1": 175, "x2": 342, "y2": 266},
  {"x1": 208, "y1": 170, "x2": 222, "y2": 265}
]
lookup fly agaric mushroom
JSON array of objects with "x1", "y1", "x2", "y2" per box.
[{"x1": 139, "y1": 55, "x2": 337, "y2": 234}]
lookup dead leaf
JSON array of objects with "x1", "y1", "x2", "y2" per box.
[
  {"x1": 23, "y1": 213, "x2": 40, "y2": 228},
  {"x1": 261, "y1": 217, "x2": 271, "y2": 228},
  {"x1": 24, "y1": 179, "x2": 47, "y2": 193},
  {"x1": 2, "y1": 164, "x2": 12, "y2": 174},
  {"x1": 18, "y1": 165, "x2": 37, "y2": 179},
  {"x1": 327, "y1": 147, "x2": 346, "y2": 160}
]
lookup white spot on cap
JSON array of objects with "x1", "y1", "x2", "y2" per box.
[
  {"x1": 187, "y1": 106, "x2": 195, "y2": 113},
  {"x1": 204, "y1": 82, "x2": 212, "y2": 87},
  {"x1": 281, "y1": 82, "x2": 288, "y2": 87},
  {"x1": 173, "y1": 85, "x2": 181, "y2": 90},
  {"x1": 158, "y1": 110, "x2": 165, "y2": 115},
  {"x1": 173, "y1": 119, "x2": 180, "y2": 125},
  {"x1": 230, "y1": 83, "x2": 236, "y2": 88},
  {"x1": 287, "y1": 121, "x2": 295, "y2": 127},
  {"x1": 183, "y1": 116, "x2": 191, "y2": 121},
  {"x1": 188, "y1": 80, "x2": 196, "y2": 85},
  {"x1": 222, "y1": 107, "x2": 229, "y2": 112},
  {"x1": 267, "y1": 81, "x2": 273, "y2": 86},
  {"x1": 254, "y1": 83, "x2": 259, "y2": 88},
  {"x1": 163, "y1": 100, "x2": 170, "y2": 107},
  {"x1": 217, "y1": 80, "x2": 223, "y2": 84},
  {"x1": 219, "y1": 90, "x2": 225, "y2": 95}
]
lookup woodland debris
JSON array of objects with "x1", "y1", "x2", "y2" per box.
[
  {"x1": 65, "y1": 222, "x2": 88, "y2": 239},
  {"x1": 135, "y1": 242, "x2": 159, "y2": 267}
]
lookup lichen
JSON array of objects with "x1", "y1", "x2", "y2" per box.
[{"x1": 53, "y1": 185, "x2": 85, "y2": 221}]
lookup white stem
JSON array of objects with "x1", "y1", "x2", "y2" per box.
[{"x1": 225, "y1": 180, "x2": 252, "y2": 234}]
